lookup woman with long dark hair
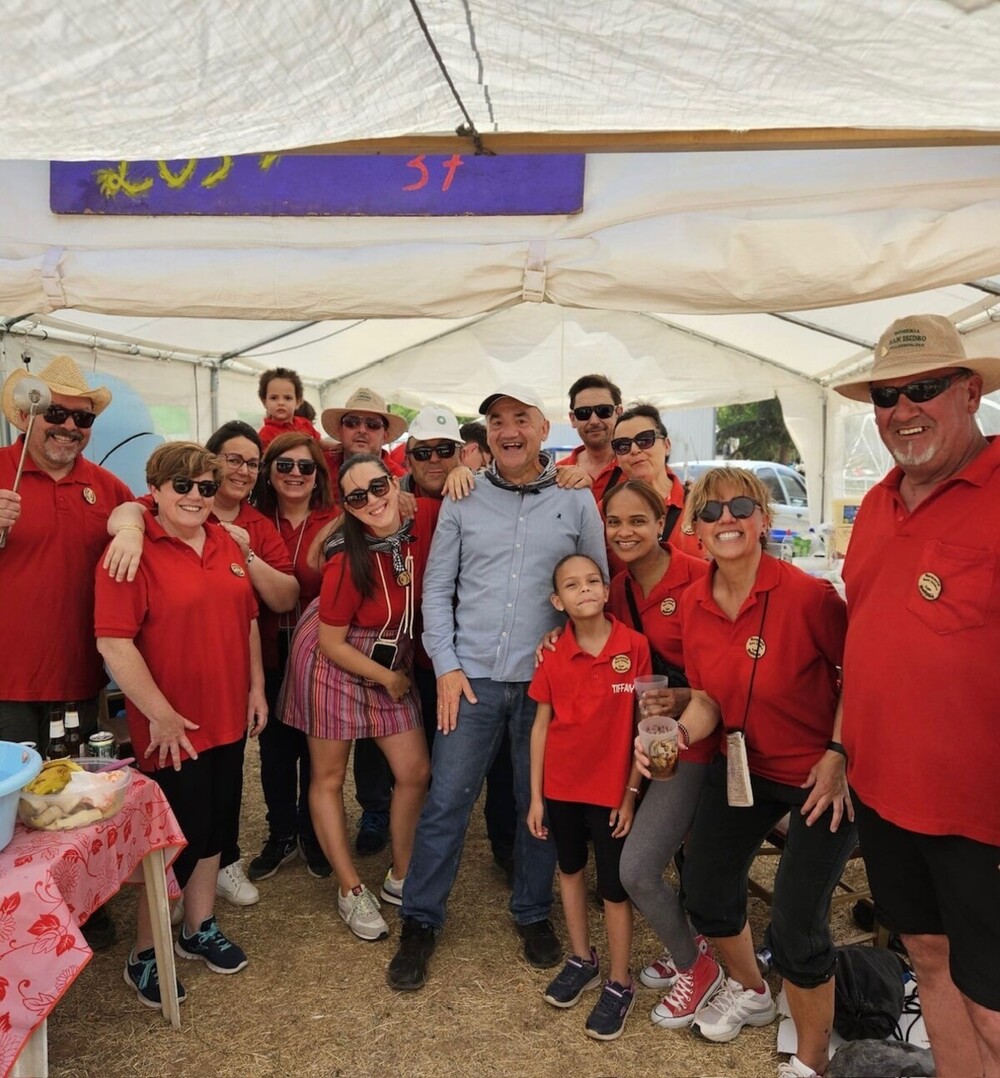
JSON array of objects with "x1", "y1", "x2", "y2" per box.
[{"x1": 281, "y1": 454, "x2": 437, "y2": 942}]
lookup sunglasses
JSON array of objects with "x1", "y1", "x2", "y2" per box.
[
  {"x1": 42, "y1": 405, "x2": 97, "y2": 429},
  {"x1": 171, "y1": 476, "x2": 220, "y2": 498},
  {"x1": 408, "y1": 443, "x2": 457, "y2": 462},
  {"x1": 572, "y1": 404, "x2": 617, "y2": 422},
  {"x1": 342, "y1": 475, "x2": 392, "y2": 509},
  {"x1": 341, "y1": 415, "x2": 388, "y2": 432},
  {"x1": 222, "y1": 453, "x2": 261, "y2": 473},
  {"x1": 869, "y1": 371, "x2": 969, "y2": 409},
  {"x1": 695, "y1": 496, "x2": 760, "y2": 523},
  {"x1": 274, "y1": 457, "x2": 317, "y2": 475},
  {"x1": 611, "y1": 429, "x2": 660, "y2": 456}
]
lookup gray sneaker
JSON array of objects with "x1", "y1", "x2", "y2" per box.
[
  {"x1": 337, "y1": 884, "x2": 389, "y2": 941},
  {"x1": 692, "y1": 976, "x2": 776, "y2": 1043},
  {"x1": 379, "y1": 867, "x2": 404, "y2": 907}
]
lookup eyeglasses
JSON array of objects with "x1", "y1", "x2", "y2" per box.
[
  {"x1": 342, "y1": 475, "x2": 392, "y2": 509},
  {"x1": 407, "y1": 443, "x2": 457, "y2": 462},
  {"x1": 222, "y1": 453, "x2": 261, "y2": 473},
  {"x1": 42, "y1": 405, "x2": 97, "y2": 429},
  {"x1": 572, "y1": 404, "x2": 617, "y2": 422},
  {"x1": 695, "y1": 497, "x2": 760, "y2": 523},
  {"x1": 611, "y1": 429, "x2": 660, "y2": 456},
  {"x1": 341, "y1": 415, "x2": 388, "y2": 432},
  {"x1": 274, "y1": 457, "x2": 318, "y2": 476},
  {"x1": 171, "y1": 476, "x2": 220, "y2": 497},
  {"x1": 869, "y1": 371, "x2": 969, "y2": 409}
]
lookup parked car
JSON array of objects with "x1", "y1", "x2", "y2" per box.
[{"x1": 676, "y1": 460, "x2": 809, "y2": 533}]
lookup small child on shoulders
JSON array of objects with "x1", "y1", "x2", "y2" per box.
[
  {"x1": 257, "y1": 367, "x2": 321, "y2": 449},
  {"x1": 528, "y1": 553, "x2": 651, "y2": 1042}
]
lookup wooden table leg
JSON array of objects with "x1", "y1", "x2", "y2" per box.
[
  {"x1": 11, "y1": 1018, "x2": 47, "y2": 1077},
  {"x1": 141, "y1": 849, "x2": 181, "y2": 1028}
]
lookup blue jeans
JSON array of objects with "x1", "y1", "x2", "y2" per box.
[{"x1": 401, "y1": 678, "x2": 556, "y2": 930}]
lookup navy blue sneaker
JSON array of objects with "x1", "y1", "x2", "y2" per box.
[
  {"x1": 356, "y1": 810, "x2": 390, "y2": 856},
  {"x1": 585, "y1": 978, "x2": 635, "y2": 1041},
  {"x1": 124, "y1": 947, "x2": 187, "y2": 1009},
  {"x1": 175, "y1": 916, "x2": 248, "y2": 974},
  {"x1": 543, "y1": 950, "x2": 601, "y2": 1008}
]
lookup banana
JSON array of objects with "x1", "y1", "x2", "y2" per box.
[{"x1": 24, "y1": 758, "x2": 82, "y2": 795}]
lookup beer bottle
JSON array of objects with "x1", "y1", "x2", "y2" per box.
[
  {"x1": 64, "y1": 702, "x2": 83, "y2": 757},
  {"x1": 46, "y1": 707, "x2": 69, "y2": 760}
]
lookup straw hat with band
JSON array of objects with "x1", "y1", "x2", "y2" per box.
[
  {"x1": 2, "y1": 354, "x2": 112, "y2": 431},
  {"x1": 321, "y1": 387, "x2": 408, "y2": 442},
  {"x1": 833, "y1": 314, "x2": 1000, "y2": 403}
]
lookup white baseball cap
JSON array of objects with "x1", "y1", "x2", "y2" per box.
[
  {"x1": 478, "y1": 383, "x2": 547, "y2": 415},
  {"x1": 407, "y1": 405, "x2": 463, "y2": 444}
]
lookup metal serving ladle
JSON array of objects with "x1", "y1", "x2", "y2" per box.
[{"x1": 0, "y1": 376, "x2": 53, "y2": 548}]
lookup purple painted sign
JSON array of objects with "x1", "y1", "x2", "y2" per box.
[{"x1": 50, "y1": 154, "x2": 585, "y2": 217}]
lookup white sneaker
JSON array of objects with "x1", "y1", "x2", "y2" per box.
[
  {"x1": 170, "y1": 898, "x2": 184, "y2": 927},
  {"x1": 639, "y1": 933, "x2": 710, "y2": 990},
  {"x1": 777, "y1": 1056, "x2": 818, "y2": 1078},
  {"x1": 216, "y1": 862, "x2": 260, "y2": 907},
  {"x1": 692, "y1": 976, "x2": 776, "y2": 1043},
  {"x1": 379, "y1": 867, "x2": 404, "y2": 907},
  {"x1": 337, "y1": 884, "x2": 389, "y2": 941}
]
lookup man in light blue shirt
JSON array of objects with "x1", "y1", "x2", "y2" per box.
[{"x1": 388, "y1": 385, "x2": 608, "y2": 991}]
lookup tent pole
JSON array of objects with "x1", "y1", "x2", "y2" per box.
[{"x1": 210, "y1": 366, "x2": 220, "y2": 435}]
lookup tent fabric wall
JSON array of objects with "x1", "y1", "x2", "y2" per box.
[{"x1": 3, "y1": 1, "x2": 1000, "y2": 159}]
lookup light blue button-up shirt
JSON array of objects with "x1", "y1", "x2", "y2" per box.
[{"x1": 421, "y1": 479, "x2": 608, "y2": 683}]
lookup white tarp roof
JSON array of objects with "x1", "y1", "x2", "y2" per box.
[{"x1": 4, "y1": 1, "x2": 1000, "y2": 159}]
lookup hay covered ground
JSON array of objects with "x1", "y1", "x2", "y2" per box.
[{"x1": 48, "y1": 741, "x2": 868, "y2": 1077}]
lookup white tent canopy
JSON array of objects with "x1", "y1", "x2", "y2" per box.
[{"x1": 4, "y1": 2, "x2": 1000, "y2": 518}]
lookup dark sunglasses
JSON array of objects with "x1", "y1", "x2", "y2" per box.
[
  {"x1": 222, "y1": 453, "x2": 261, "y2": 473},
  {"x1": 611, "y1": 429, "x2": 660, "y2": 456},
  {"x1": 869, "y1": 370, "x2": 969, "y2": 409},
  {"x1": 572, "y1": 404, "x2": 617, "y2": 422},
  {"x1": 695, "y1": 496, "x2": 760, "y2": 523},
  {"x1": 341, "y1": 415, "x2": 388, "y2": 432},
  {"x1": 171, "y1": 476, "x2": 220, "y2": 497},
  {"x1": 274, "y1": 457, "x2": 317, "y2": 475},
  {"x1": 42, "y1": 405, "x2": 97, "y2": 429},
  {"x1": 342, "y1": 475, "x2": 392, "y2": 509},
  {"x1": 408, "y1": 443, "x2": 457, "y2": 462}
]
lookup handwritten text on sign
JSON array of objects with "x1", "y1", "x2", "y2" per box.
[{"x1": 49, "y1": 154, "x2": 585, "y2": 217}]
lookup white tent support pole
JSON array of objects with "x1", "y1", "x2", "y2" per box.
[
  {"x1": 770, "y1": 312, "x2": 874, "y2": 351},
  {"x1": 2, "y1": 320, "x2": 215, "y2": 367},
  {"x1": 209, "y1": 366, "x2": 220, "y2": 434},
  {"x1": 220, "y1": 321, "x2": 322, "y2": 362}
]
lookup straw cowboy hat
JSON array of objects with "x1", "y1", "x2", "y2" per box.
[
  {"x1": 1, "y1": 354, "x2": 112, "y2": 430},
  {"x1": 321, "y1": 387, "x2": 408, "y2": 442},
  {"x1": 833, "y1": 314, "x2": 1000, "y2": 402}
]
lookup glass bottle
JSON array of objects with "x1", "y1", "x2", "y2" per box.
[
  {"x1": 63, "y1": 702, "x2": 83, "y2": 757},
  {"x1": 46, "y1": 707, "x2": 69, "y2": 760}
]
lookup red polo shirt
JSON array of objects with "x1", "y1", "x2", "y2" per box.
[
  {"x1": 681, "y1": 554, "x2": 846, "y2": 786},
  {"x1": 529, "y1": 616, "x2": 651, "y2": 807},
  {"x1": 842, "y1": 437, "x2": 1000, "y2": 845},
  {"x1": 606, "y1": 471, "x2": 704, "y2": 576},
  {"x1": 257, "y1": 416, "x2": 321, "y2": 449},
  {"x1": 607, "y1": 548, "x2": 717, "y2": 765},
  {"x1": 320, "y1": 499, "x2": 440, "y2": 629},
  {"x1": 557, "y1": 445, "x2": 620, "y2": 503},
  {"x1": 94, "y1": 516, "x2": 258, "y2": 772},
  {"x1": 0, "y1": 441, "x2": 132, "y2": 701}
]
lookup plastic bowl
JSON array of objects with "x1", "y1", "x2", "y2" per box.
[
  {"x1": 0, "y1": 742, "x2": 43, "y2": 851},
  {"x1": 19, "y1": 757, "x2": 132, "y2": 832}
]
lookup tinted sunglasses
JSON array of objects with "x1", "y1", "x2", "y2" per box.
[
  {"x1": 572, "y1": 404, "x2": 617, "y2": 421},
  {"x1": 869, "y1": 371, "x2": 968, "y2": 409},
  {"x1": 408, "y1": 443, "x2": 457, "y2": 462},
  {"x1": 342, "y1": 475, "x2": 392, "y2": 509},
  {"x1": 274, "y1": 457, "x2": 317, "y2": 475},
  {"x1": 341, "y1": 415, "x2": 388, "y2": 431},
  {"x1": 42, "y1": 405, "x2": 97, "y2": 429},
  {"x1": 222, "y1": 453, "x2": 261, "y2": 473},
  {"x1": 695, "y1": 496, "x2": 760, "y2": 523},
  {"x1": 171, "y1": 476, "x2": 220, "y2": 497},
  {"x1": 611, "y1": 429, "x2": 660, "y2": 456}
]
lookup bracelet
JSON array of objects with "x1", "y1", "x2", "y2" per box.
[
  {"x1": 626, "y1": 786, "x2": 641, "y2": 796},
  {"x1": 115, "y1": 522, "x2": 144, "y2": 534},
  {"x1": 246, "y1": 549, "x2": 256, "y2": 566},
  {"x1": 676, "y1": 721, "x2": 691, "y2": 750},
  {"x1": 826, "y1": 740, "x2": 847, "y2": 757}
]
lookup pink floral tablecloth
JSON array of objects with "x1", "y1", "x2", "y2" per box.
[{"x1": 0, "y1": 772, "x2": 186, "y2": 1076}]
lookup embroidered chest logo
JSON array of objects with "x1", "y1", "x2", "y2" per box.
[
  {"x1": 745, "y1": 636, "x2": 766, "y2": 659},
  {"x1": 917, "y1": 572, "x2": 942, "y2": 601},
  {"x1": 611, "y1": 654, "x2": 632, "y2": 674},
  {"x1": 660, "y1": 598, "x2": 676, "y2": 616}
]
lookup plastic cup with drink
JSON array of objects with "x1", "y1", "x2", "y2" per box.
[{"x1": 635, "y1": 674, "x2": 679, "y2": 780}]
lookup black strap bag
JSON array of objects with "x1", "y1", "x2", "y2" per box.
[{"x1": 833, "y1": 945, "x2": 907, "y2": 1041}]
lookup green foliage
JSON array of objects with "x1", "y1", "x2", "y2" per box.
[{"x1": 715, "y1": 398, "x2": 798, "y2": 464}]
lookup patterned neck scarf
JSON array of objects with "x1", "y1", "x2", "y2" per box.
[
  {"x1": 482, "y1": 451, "x2": 558, "y2": 495},
  {"x1": 324, "y1": 517, "x2": 415, "y2": 578}
]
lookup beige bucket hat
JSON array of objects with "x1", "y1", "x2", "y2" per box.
[{"x1": 321, "y1": 387, "x2": 408, "y2": 442}]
